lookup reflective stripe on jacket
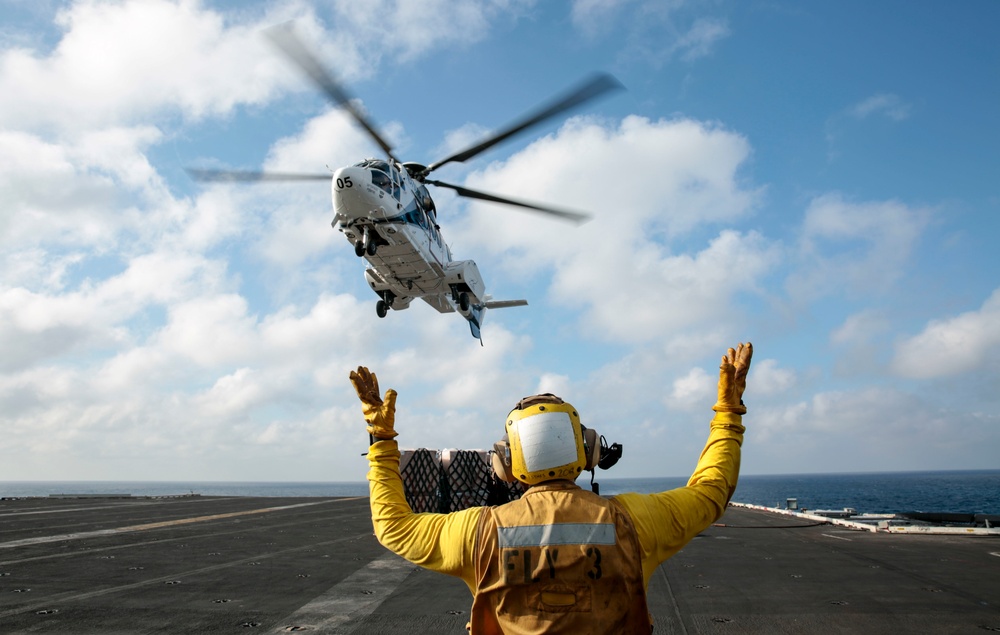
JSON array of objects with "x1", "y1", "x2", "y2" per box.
[{"x1": 468, "y1": 481, "x2": 651, "y2": 635}]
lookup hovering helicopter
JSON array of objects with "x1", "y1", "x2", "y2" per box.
[{"x1": 189, "y1": 24, "x2": 622, "y2": 341}]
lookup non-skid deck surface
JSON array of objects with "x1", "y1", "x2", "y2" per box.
[{"x1": 1, "y1": 496, "x2": 997, "y2": 633}]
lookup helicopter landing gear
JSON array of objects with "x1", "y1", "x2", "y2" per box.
[
  {"x1": 355, "y1": 226, "x2": 377, "y2": 257},
  {"x1": 376, "y1": 291, "x2": 395, "y2": 318},
  {"x1": 450, "y1": 286, "x2": 472, "y2": 314}
]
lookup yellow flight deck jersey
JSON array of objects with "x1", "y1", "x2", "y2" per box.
[{"x1": 366, "y1": 411, "x2": 745, "y2": 634}]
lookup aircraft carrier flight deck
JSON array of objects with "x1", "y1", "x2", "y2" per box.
[{"x1": 1, "y1": 494, "x2": 997, "y2": 634}]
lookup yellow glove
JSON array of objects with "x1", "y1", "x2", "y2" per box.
[
  {"x1": 712, "y1": 342, "x2": 753, "y2": 414},
  {"x1": 349, "y1": 366, "x2": 398, "y2": 440}
]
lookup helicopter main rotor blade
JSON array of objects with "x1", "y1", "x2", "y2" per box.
[
  {"x1": 186, "y1": 168, "x2": 330, "y2": 183},
  {"x1": 422, "y1": 73, "x2": 623, "y2": 176},
  {"x1": 264, "y1": 23, "x2": 398, "y2": 163},
  {"x1": 425, "y1": 179, "x2": 591, "y2": 224}
]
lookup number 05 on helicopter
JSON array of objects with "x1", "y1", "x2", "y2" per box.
[{"x1": 189, "y1": 24, "x2": 622, "y2": 342}]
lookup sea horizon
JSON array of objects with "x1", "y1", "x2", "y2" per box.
[
  {"x1": 3, "y1": 469, "x2": 998, "y2": 515},
  {"x1": 3, "y1": 466, "x2": 996, "y2": 484}
]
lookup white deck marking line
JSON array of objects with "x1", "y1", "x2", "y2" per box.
[
  {"x1": 990, "y1": 552, "x2": 1000, "y2": 558},
  {"x1": 0, "y1": 497, "x2": 243, "y2": 518},
  {"x1": 0, "y1": 533, "x2": 364, "y2": 620},
  {"x1": 821, "y1": 533, "x2": 852, "y2": 541},
  {"x1": 654, "y1": 561, "x2": 689, "y2": 635},
  {"x1": 271, "y1": 552, "x2": 415, "y2": 634},
  {"x1": 0, "y1": 498, "x2": 363, "y2": 550}
]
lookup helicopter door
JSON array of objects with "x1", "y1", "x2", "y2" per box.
[
  {"x1": 390, "y1": 164, "x2": 401, "y2": 201},
  {"x1": 424, "y1": 209, "x2": 448, "y2": 265}
]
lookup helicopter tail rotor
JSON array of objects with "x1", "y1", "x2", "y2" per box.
[{"x1": 466, "y1": 298, "x2": 528, "y2": 342}]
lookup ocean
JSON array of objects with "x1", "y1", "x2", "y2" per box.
[
  {"x1": 2, "y1": 470, "x2": 998, "y2": 515},
  {"x1": 602, "y1": 469, "x2": 1000, "y2": 515}
]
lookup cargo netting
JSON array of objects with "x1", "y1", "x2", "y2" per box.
[
  {"x1": 399, "y1": 448, "x2": 442, "y2": 513},
  {"x1": 399, "y1": 449, "x2": 523, "y2": 512}
]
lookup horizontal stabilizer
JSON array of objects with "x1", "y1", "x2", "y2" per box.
[{"x1": 484, "y1": 299, "x2": 528, "y2": 310}]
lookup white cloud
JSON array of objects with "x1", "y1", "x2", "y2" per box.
[
  {"x1": 666, "y1": 366, "x2": 712, "y2": 411},
  {"x1": 264, "y1": 107, "x2": 387, "y2": 174},
  {"x1": 432, "y1": 122, "x2": 492, "y2": 163},
  {"x1": 1, "y1": 0, "x2": 534, "y2": 133},
  {"x1": 829, "y1": 310, "x2": 894, "y2": 376},
  {"x1": 891, "y1": 288, "x2": 1000, "y2": 379},
  {"x1": 448, "y1": 115, "x2": 772, "y2": 342},
  {"x1": 788, "y1": 193, "x2": 930, "y2": 301},
  {"x1": 831, "y1": 310, "x2": 889, "y2": 346},
  {"x1": 0, "y1": 0, "x2": 306, "y2": 131},
  {"x1": 561, "y1": 229, "x2": 774, "y2": 341},
  {"x1": 675, "y1": 17, "x2": 730, "y2": 62},
  {"x1": 850, "y1": 93, "x2": 911, "y2": 121},
  {"x1": 570, "y1": 0, "x2": 624, "y2": 35},
  {"x1": 664, "y1": 355, "x2": 789, "y2": 413},
  {"x1": 825, "y1": 93, "x2": 912, "y2": 158},
  {"x1": 327, "y1": 0, "x2": 537, "y2": 64},
  {"x1": 0, "y1": 288, "x2": 385, "y2": 479},
  {"x1": 0, "y1": 130, "x2": 128, "y2": 251},
  {"x1": 0, "y1": 124, "x2": 256, "y2": 262},
  {"x1": 0, "y1": 250, "x2": 228, "y2": 371},
  {"x1": 462, "y1": 115, "x2": 760, "y2": 243},
  {"x1": 198, "y1": 367, "x2": 269, "y2": 419},
  {"x1": 536, "y1": 372, "x2": 571, "y2": 398},
  {"x1": 745, "y1": 387, "x2": 999, "y2": 473},
  {"x1": 570, "y1": 0, "x2": 729, "y2": 64},
  {"x1": 749, "y1": 358, "x2": 796, "y2": 397}
]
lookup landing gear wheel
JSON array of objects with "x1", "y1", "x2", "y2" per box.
[
  {"x1": 376, "y1": 300, "x2": 388, "y2": 318},
  {"x1": 358, "y1": 226, "x2": 374, "y2": 258},
  {"x1": 459, "y1": 292, "x2": 470, "y2": 312}
]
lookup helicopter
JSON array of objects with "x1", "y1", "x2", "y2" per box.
[{"x1": 188, "y1": 24, "x2": 623, "y2": 341}]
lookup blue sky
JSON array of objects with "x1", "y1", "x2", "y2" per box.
[{"x1": 1, "y1": 0, "x2": 998, "y2": 482}]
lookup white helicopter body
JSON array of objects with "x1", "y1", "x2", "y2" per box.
[{"x1": 331, "y1": 159, "x2": 517, "y2": 339}]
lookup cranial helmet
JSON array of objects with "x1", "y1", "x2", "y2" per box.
[{"x1": 492, "y1": 394, "x2": 600, "y2": 486}]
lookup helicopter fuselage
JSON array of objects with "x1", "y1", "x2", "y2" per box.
[{"x1": 332, "y1": 159, "x2": 497, "y2": 335}]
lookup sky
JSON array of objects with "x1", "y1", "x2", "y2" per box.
[{"x1": 1, "y1": 0, "x2": 998, "y2": 483}]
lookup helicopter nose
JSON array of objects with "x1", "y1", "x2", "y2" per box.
[{"x1": 332, "y1": 166, "x2": 367, "y2": 219}]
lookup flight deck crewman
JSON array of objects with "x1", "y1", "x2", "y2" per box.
[{"x1": 350, "y1": 342, "x2": 752, "y2": 634}]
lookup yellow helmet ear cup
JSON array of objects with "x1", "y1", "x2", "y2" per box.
[
  {"x1": 582, "y1": 426, "x2": 600, "y2": 471},
  {"x1": 491, "y1": 436, "x2": 515, "y2": 483}
]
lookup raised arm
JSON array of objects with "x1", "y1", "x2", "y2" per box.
[
  {"x1": 613, "y1": 343, "x2": 752, "y2": 585},
  {"x1": 350, "y1": 367, "x2": 482, "y2": 590}
]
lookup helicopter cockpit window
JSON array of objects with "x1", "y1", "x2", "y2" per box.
[
  {"x1": 356, "y1": 159, "x2": 391, "y2": 173},
  {"x1": 355, "y1": 159, "x2": 397, "y2": 196},
  {"x1": 370, "y1": 169, "x2": 392, "y2": 194}
]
